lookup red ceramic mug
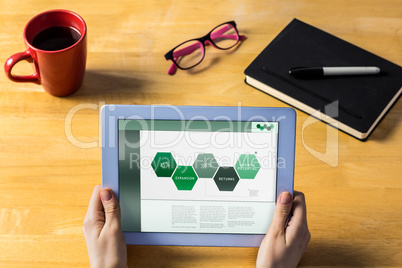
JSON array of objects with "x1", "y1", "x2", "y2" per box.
[{"x1": 4, "y1": 10, "x2": 87, "y2": 97}]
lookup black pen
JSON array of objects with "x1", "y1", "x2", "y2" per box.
[{"x1": 289, "y1": 66, "x2": 380, "y2": 78}]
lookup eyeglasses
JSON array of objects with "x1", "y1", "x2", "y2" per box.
[{"x1": 164, "y1": 21, "x2": 246, "y2": 75}]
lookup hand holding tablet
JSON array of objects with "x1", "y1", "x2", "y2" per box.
[
  {"x1": 83, "y1": 186, "x2": 310, "y2": 267},
  {"x1": 83, "y1": 186, "x2": 127, "y2": 268},
  {"x1": 257, "y1": 191, "x2": 310, "y2": 267},
  {"x1": 100, "y1": 105, "x2": 297, "y2": 247}
]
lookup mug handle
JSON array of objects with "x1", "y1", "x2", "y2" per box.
[{"x1": 4, "y1": 50, "x2": 40, "y2": 83}]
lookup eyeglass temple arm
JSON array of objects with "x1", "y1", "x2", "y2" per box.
[{"x1": 167, "y1": 25, "x2": 246, "y2": 75}]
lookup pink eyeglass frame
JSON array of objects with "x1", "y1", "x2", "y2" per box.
[{"x1": 164, "y1": 21, "x2": 246, "y2": 75}]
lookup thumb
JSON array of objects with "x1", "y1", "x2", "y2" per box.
[
  {"x1": 100, "y1": 188, "x2": 121, "y2": 228},
  {"x1": 270, "y1": 191, "x2": 293, "y2": 235}
]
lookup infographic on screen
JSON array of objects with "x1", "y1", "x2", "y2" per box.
[{"x1": 118, "y1": 120, "x2": 279, "y2": 234}]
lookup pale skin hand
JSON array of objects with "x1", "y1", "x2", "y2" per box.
[
  {"x1": 83, "y1": 185, "x2": 128, "y2": 268},
  {"x1": 257, "y1": 191, "x2": 311, "y2": 268},
  {"x1": 83, "y1": 186, "x2": 308, "y2": 267}
]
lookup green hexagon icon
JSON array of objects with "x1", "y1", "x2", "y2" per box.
[
  {"x1": 151, "y1": 152, "x2": 177, "y2": 177},
  {"x1": 235, "y1": 154, "x2": 261, "y2": 179},
  {"x1": 193, "y1": 153, "x2": 219, "y2": 178},
  {"x1": 172, "y1": 166, "x2": 198, "y2": 190}
]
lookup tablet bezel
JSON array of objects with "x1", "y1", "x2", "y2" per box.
[{"x1": 101, "y1": 105, "x2": 296, "y2": 247}]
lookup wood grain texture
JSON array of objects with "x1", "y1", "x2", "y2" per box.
[{"x1": 0, "y1": 0, "x2": 401, "y2": 267}]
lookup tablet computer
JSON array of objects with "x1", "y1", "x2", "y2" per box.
[{"x1": 101, "y1": 105, "x2": 296, "y2": 247}]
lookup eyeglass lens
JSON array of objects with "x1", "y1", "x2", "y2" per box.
[
  {"x1": 173, "y1": 40, "x2": 204, "y2": 69},
  {"x1": 210, "y1": 23, "x2": 239, "y2": 49}
]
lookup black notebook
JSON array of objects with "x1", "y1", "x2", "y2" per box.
[{"x1": 245, "y1": 18, "x2": 402, "y2": 140}]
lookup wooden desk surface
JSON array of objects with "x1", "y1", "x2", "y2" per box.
[{"x1": 1, "y1": 0, "x2": 401, "y2": 267}]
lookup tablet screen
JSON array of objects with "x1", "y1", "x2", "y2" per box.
[{"x1": 118, "y1": 119, "x2": 279, "y2": 235}]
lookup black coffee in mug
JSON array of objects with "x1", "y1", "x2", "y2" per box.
[{"x1": 32, "y1": 26, "x2": 81, "y2": 51}]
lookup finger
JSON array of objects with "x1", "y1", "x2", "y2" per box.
[
  {"x1": 286, "y1": 191, "x2": 310, "y2": 245},
  {"x1": 85, "y1": 185, "x2": 103, "y2": 218},
  {"x1": 269, "y1": 191, "x2": 293, "y2": 236},
  {"x1": 100, "y1": 188, "x2": 122, "y2": 230},
  {"x1": 288, "y1": 191, "x2": 308, "y2": 226},
  {"x1": 83, "y1": 185, "x2": 104, "y2": 238}
]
